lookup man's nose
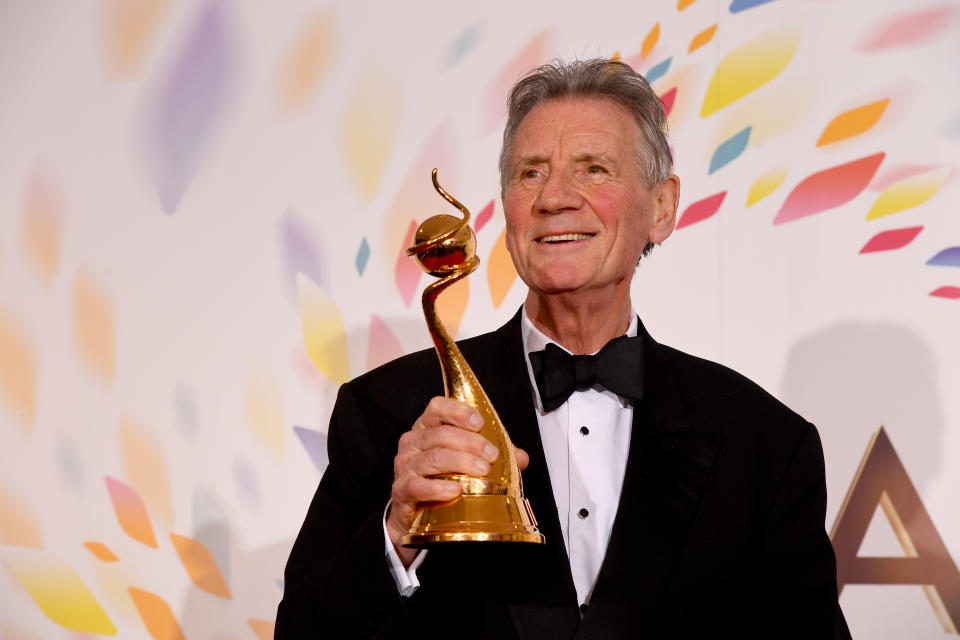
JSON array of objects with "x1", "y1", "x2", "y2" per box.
[{"x1": 534, "y1": 170, "x2": 582, "y2": 215}]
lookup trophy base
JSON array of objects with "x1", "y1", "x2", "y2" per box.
[{"x1": 402, "y1": 494, "x2": 545, "y2": 548}]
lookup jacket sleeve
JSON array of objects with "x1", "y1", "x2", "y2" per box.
[
  {"x1": 758, "y1": 421, "x2": 851, "y2": 639},
  {"x1": 274, "y1": 382, "x2": 413, "y2": 639}
]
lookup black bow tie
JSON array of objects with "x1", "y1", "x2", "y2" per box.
[{"x1": 529, "y1": 335, "x2": 644, "y2": 412}]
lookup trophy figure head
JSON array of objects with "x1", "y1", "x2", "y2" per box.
[{"x1": 412, "y1": 214, "x2": 477, "y2": 278}]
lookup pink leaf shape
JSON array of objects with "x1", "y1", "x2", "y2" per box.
[
  {"x1": 930, "y1": 286, "x2": 960, "y2": 299},
  {"x1": 676, "y1": 191, "x2": 726, "y2": 230},
  {"x1": 860, "y1": 6, "x2": 959, "y2": 52},
  {"x1": 367, "y1": 314, "x2": 404, "y2": 372},
  {"x1": 859, "y1": 226, "x2": 923, "y2": 254},
  {"x1": 475, "y1": 200, "x2": 495, "y2": 233},
  {"x1": 773, "y1": 153, "x2": 885, "y2": 225},
  {"x1": 104, "y1": 476, "x2": 157, "y2": 548},
  {"x1": 659, "y1": 87, "x2": 677, "y2": 118},
  {"x1": 394, "y1": 220, "x2": 422, "y2": 307}
]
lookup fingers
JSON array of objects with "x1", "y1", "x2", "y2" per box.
[
  {"x1": 414, "y1": 396, "x2": 486, "y2": 432},
  {"x1": 515, "y1": 446, "x2": 530, "y2": 471}
]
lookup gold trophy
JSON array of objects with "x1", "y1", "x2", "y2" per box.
[{"x1": 402, "y1": 169, "x2": 544, "y2": 547}]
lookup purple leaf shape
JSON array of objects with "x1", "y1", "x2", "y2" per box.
[
  {"x1": 280, "y1": 209, "x2": 324, "y2": 301},
  {"x1": 293, "y1": 426, "x2": 328, "y2": 472}
]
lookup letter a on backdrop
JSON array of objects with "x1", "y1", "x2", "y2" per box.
[{"x1": 831, "y1": 427, "x2": 960, "y2": 633}]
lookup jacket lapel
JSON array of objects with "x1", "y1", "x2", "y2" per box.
[
  {"x1": 470, "y1": 311, "x2": 581, "y2": 639},
  {"x1": 576, "y1": 319, "x2": 719, "y2": 638}
]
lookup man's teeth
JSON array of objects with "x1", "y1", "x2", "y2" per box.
[{"x1": 539, "y1": 233, "x2": 594, "y2": 243}]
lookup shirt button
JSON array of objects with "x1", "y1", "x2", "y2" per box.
[
  {"x1": 580, "y1": 426, "x2": 589, "y2": 435},
  {"x1": 580, "y1": 603, "x2": 588, "y2": 614},
  {"x1": 578, "y1": 508, "x2": 589, "y2": 519}
]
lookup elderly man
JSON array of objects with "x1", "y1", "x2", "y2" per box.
[{"x1": 276, "y1": 59, "x2": 849, "y2": 639}]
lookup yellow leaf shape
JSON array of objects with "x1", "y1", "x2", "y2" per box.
[
  {"x1": 700, "y1": 22, "x2": 802, "y2": 118},
  {"x1": 0, "y1": 308, "x2": 36, "y2": 429},
  {"x1": 297, "y1": 274, "x2": 350, "y2": 385},
  {"x1": 1, "y1": 548, "x2": 117, "y2": 635},
  {"x1": 119, "y1": 413, "x2": 174, "y2": 527},
  {"x1": 642, "y1": 23, "x2": 660, "y2": 60},
  {"x1": 105, "y1": 476, "x2": 157, "y2": 548},
  {"x1": 817, "y1": 98, "x2": 890, "y2": 147},
  {"x1": 248, "y1": 618, "x2": 275, "y2": 640},
  {"x1": 103, "y1": 0, "x2": 173, "y2": 75},
  {"x1": 83, "y1": 542, "x2": 119, "y2": 562},
  {"x1": 169, "y1": 533, "x2": 232, "y2": 598},
  {"x1": 487, "y1": 227, "x2": 519, "y2": 309},
  {"x1": 0, "y1": 483, "x2": 43, "y2": 547},
  {"x1": 128, "y1": 587, "x2": 185, "y2": 640},
  {"x1": 437, "y1": 277, "x2": 470, "y2": 340},
  {"x1": 746, "y1": 167, "x2": 788, "y2": 207},
  {"x1": 277, "y1": 7, "x2": 338, "y2": 115},
  {"x1": 689, "y1": 24, "x2": 717, "y2": 53},
  {"x1": 678, "y1": 0, "x2": 698, "y2": 9},
  {"x1": 343, "y1": 72, "x2": 401, "y2": 200},
  {"x1": 866, "y1": 167, "x2": 949, "y2": 220},
  {"x1": 20, "y1": 166, "x2": 64, "y2": 286},
  {"x1": 73, "y1": 268, "x2": 116, "y2": 388},
  {"x1": 245, "y1": 364, "x2": 285, "y2": 458}
]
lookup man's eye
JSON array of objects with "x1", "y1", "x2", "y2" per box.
[
  {"x1": 523, "y1": 169, "x2": 542, "y2": 179},
  {"x1": 587, "y1": 165, "x2": 606, "y2": 174}
]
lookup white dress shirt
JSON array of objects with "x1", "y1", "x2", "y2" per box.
[{"x1": 384, "y1": 305, "x2": 636, "y2": 608}]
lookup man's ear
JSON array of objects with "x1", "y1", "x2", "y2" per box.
[{"x1": 648, "y1": 174, "x2": 680, "y2": 245}]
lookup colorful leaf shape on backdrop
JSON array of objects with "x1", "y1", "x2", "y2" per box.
[
  {"x1": 0, "y1": 483, "x2": 43, "y2": 547},
  {"x1": 144, "y1": 0, "x2": 236, "y2": 213},
  {"x1": 865, "y1": 167, "x2": 949, "y2": 220},
  {"x1": 487, "y1": 227, "x2": 519, "y2": 309},
  {"x1": 678, "y1": 0, "x2": 698, "y2": 10},
  {"x1": 642, "y1": 23, "x2": 660, "y2": 60},
  {"x1": 773, "y1": 153, "x2": 885, "y2": 225},
  {"x1": 437, "y1": 277, "x2": 470, "y2": 339},
  {"x1": 689, "y1": 24, "x2": 717, "y2": 53},
  {"x1": 660, "y1": 87, "x2": 678, "y2": 118},
  {"x1": 169, "y1": 533, "x2": 232, "y2": 598},
  {"x1": 128, "y1": 587, "x2": 185, "y2": 640},
  {"x1": 869, "y1": 163, "x2": 942, "y2": 192},
  {"x1": 73, "y1": 268, "x2": 116, "y2": 388},
  {"x1": 279, "y1": 209, "x2": 324, "y2": 301},
  {"x1": 83, "y1": 542, "x2": 119, "y2": 562},
  {"x1": 645, "y1": 57, "x2": 672, "y2": 85},
  {"x1": 343, "y1": 70, "x2": 401, "y2": 201},
  {"x1": 293, "y1": 426, "x2": 328, "y2": 472},
  {"x1": 119, "y1": 413, "x2": 174, "y2": 527},
  {"x1": 102, "y1": 0, "x2": 173, "y2": 75},
  {"x1": 395, "y1": 220, "x2": 423, "y2": 307},
  {"x1": 297, "y1": 274, "x2": 350, "y2": 385},
  {"x1": 817, "y1": 99, "x2": 890, "y2": 147},
  {"x1": 233, "y1": 456, "x2": 261, "y2": 511},
  {"x1": 930, "y1": 286, "x2": 960, "y2": 300},
  {"x1": 276, "y1": 7, "x2": 338, "y2": 115},
  {"x1": 859, "y1": 6, "x2": 960, "y2": 52},
  {"x1": 475, "y1": 200, "x2": 495, "y2": 233},
  {"x1": 859, "y1": 226, "x2": 923, "y2": 254},
  {"x1": 442, "y1": 22, "x2": 483, "y2": 69},
  {"x1": 1, "y1": 547, "x2": 117, "y2": 635},
  {"x1": 20, "y1": 165, "x2": 64, "y2": 287},
  {"x1": 709, "y1": 126, "x2": 751, "y2": 174},
  {"x1": 700, "y1": 22, "x2": 802, "y2": 117},
  {"x1": 746, "y1": 166, "x2": 787, "y2": 207},
  {"x1": 248, "y1": 618, "x2": 276, "y2": 640},
  {"x1": 677, "y1": 192, "x2": 727, "y2": 230},
  {"x1": 927, "y1": 247, "x2": 960, "y2": 268},
  {"x1": 105, "y1": 476, "x2": 157, "y2": 548},
  {"x1": 0, "y1": 308, "x2": 36, "y2": 429},
  {"x1": 730, "y1": 0, "x2": 779, "y2": 12},
  {"x1": 483, "y1": 30, "x2": 552, "y2": 132},
  {"x1": 367, "y1": 313, "x2": 404, "y2": 372},
  {"x1": 245, "y1": 364, "x2": 286, "y2": 458},
  {"x1": 355, "y1": 237, "x2": 370, "y2": 276}
]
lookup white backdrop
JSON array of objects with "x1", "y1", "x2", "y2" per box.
[{"x1": 1, "y1": 1, "x2": 958, "y2": 637}]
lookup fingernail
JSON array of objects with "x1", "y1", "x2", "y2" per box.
[
  {"x1": 444, "y1": 482, "x2": 460, "y2": 497},
  {"x1": 475, "y1": 459, "x2": 491, "y2": 474},
  {"x1": 470, "y1": 412, "x2": 484, "y2": 428},
  {"x1": 484, "y1": 443, "x2": 499, "y2": 461}
]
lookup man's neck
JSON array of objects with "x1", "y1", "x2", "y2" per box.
[{"x1": 524, "y1": 289, "x2": 633, "y2": 355}]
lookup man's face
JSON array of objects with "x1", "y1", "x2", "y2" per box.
[{"x1": 502, "y1": 97, "x2": 678, "y2": 298}]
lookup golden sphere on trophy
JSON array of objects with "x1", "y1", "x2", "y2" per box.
[{"x1": 412, "y1": 214, "x2": 477, "y2": 277}]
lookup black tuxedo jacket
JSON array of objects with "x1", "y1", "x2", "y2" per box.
[{"x1": 276, "y1": 311, "x2": 849, "y2": 639}]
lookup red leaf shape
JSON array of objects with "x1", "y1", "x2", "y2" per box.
[
  {"x1": 676, "y1": 191, "x2": 726, "y2": 230},
  {"x1": 659, "y1": 87, "x2": 677, "y2": 118},
  {"x1": 773, "y1": 153, "x2": 885, "y2": 225},
  {"x1": 475, "y1": 200, "x2": 495, "y2": 232},
  {"x1": 859, "y1": 226, "x2": 923, "y2": 253},
  {"x1": 930, "y1": 286, "x2": 960, "y2": 299}
]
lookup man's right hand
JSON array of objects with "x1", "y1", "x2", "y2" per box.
[{"x1": 385, "y1": 396, "x2": 529, "y2": 567}]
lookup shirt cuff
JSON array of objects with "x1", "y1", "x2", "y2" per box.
[{"x1": 382, "y1": 500, "x2": 427, "y2": 597}]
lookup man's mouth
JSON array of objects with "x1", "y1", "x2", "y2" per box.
[{"x1": 536, "y1": 233, "x2": 596, "y2": 244}]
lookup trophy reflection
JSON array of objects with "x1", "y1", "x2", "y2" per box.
[{"x1": 402, "y1": 169, "x2": 544, "y2": 547}]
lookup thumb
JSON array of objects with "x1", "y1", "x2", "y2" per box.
[{"x1": 514, "y1": 446, "x2": 530, "y2": 471}]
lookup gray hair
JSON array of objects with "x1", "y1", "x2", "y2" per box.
[{"x1": 498, "y1": 58, "x2": 673, "y2": 193}]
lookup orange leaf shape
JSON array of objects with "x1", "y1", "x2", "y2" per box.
[
  {"x1": 487, "y1": 227, "x2": 518, "y2": 309},
  {"x1": 169, "y1": 533, "x2": 232, "y2": 598},
  {"x1": 817, "y1": 99, "x2": 890, "y2": 147},
  {"x1": 128, "y1": 587, "x2": 186, "y2": 640},
  {"x1": 689, "y1": 24, "x2": 717, "y2": 53},
  {"x1": 437, "y1": 277, "x2": 470, "y2": 340},
  {"x1": 277, "y1": 7, "x2": 338, "y2": 114},
  {"x1": 73, "y1": 268, "x2": 116, "y2": 388},
  {"x1": 119, "y1": 414, "x2": 174, "y2": 527},
  {"x1": 248, "y1": 618, "x2": 275, "y2": 640},
  {"x1": 678, "y1": 0, "x2": 698, "y2": 9},
  {"x1": 83, "y1": 542, "x2": 119, "y2": 562},
  {"x1": 20, "y1": 165, "x2": 64, "y2": 286},
  {"x1": 0, "y1": 309, "x2": 36, "y2": 429},
  {"x1": 0, "y1": 483, "x2": 43, "y2": 547},
  {"x1": 642, "y1": 23, "x2": 660, "y2": 60},
  {"x1": 104, "y1": 476, "x2": 157, "y2": 548}
]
